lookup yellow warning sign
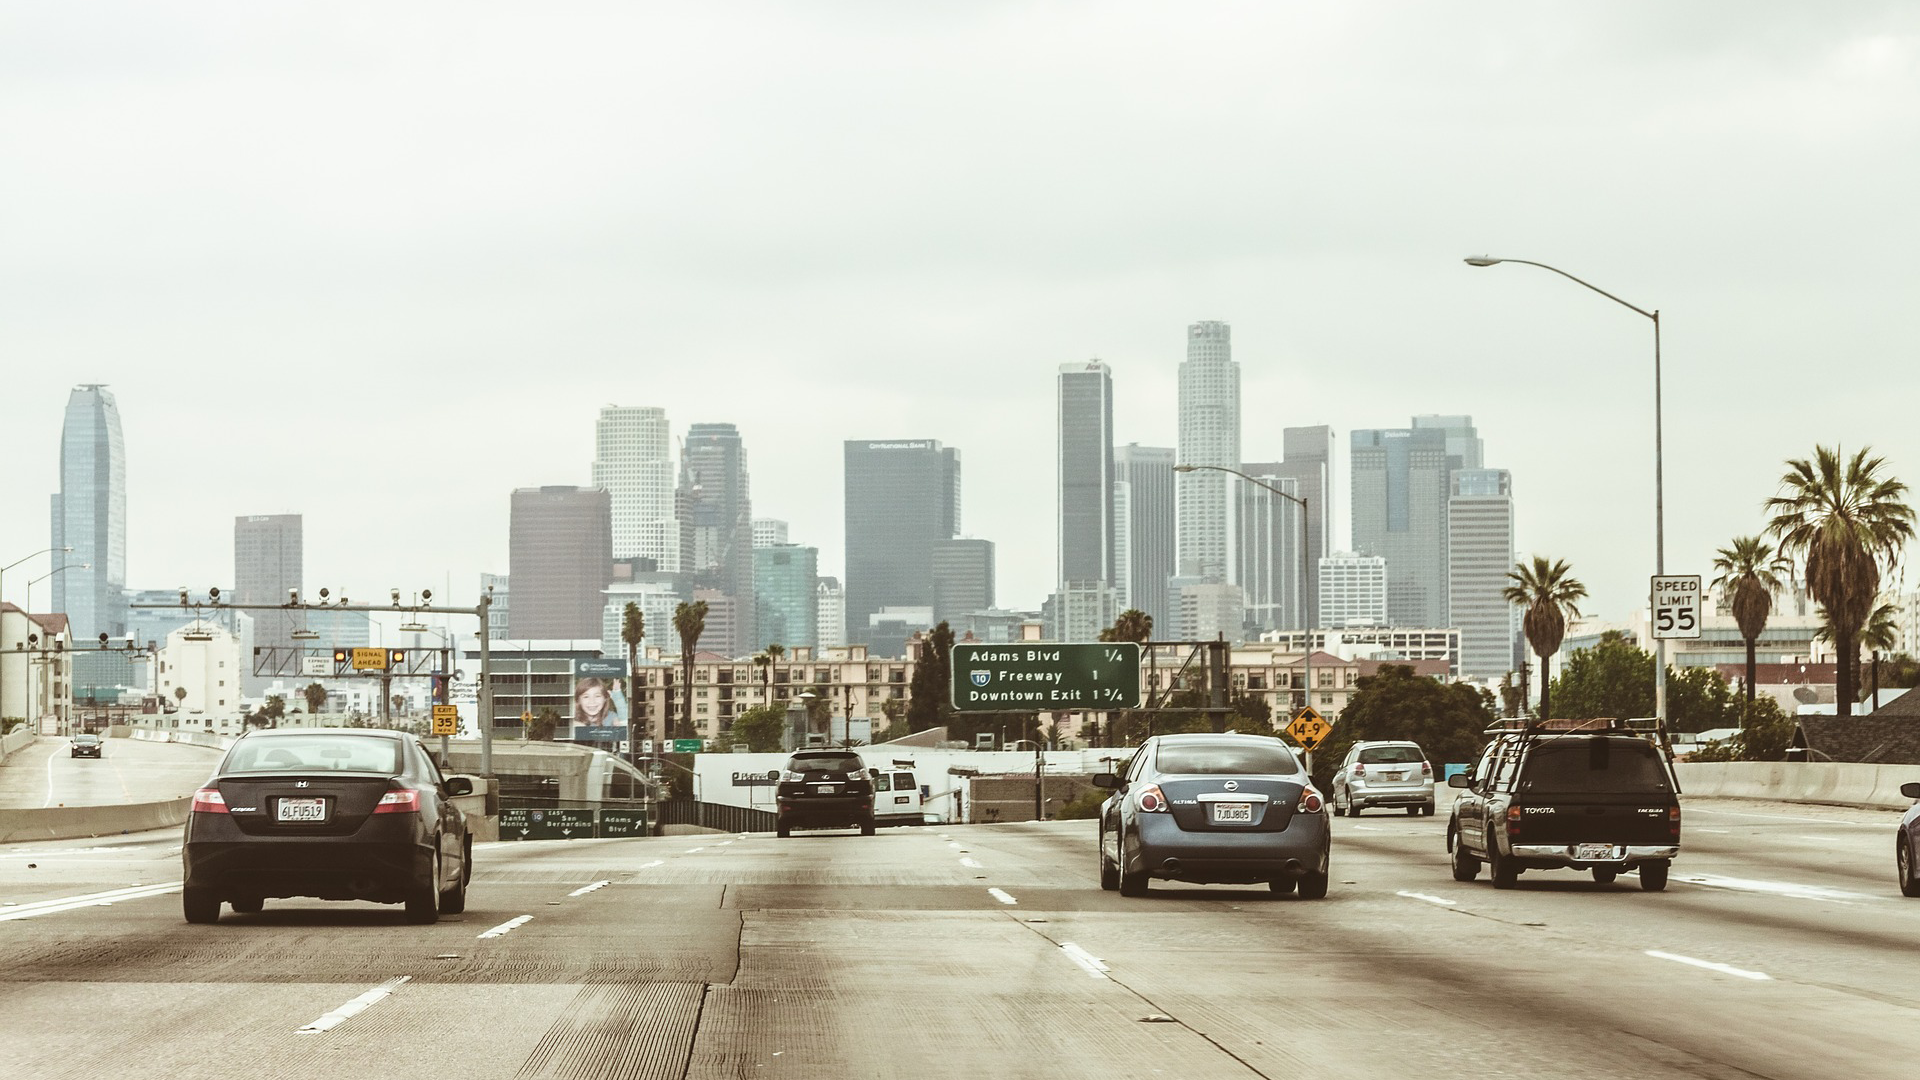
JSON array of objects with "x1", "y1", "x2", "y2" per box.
[{"x1": 1285, "y1": 706, "x2": 1332, "y2": 751}]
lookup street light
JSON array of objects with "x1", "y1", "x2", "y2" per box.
[
  {"x1": 26, "y1": 563, "x2": 90, "y2": 613},
  {"x1": 1465, "y1": 255, "x2": 1667, "y2": 735},
  {"x1": 0, "y1": 547, "x2": 70, "y2": 729},
  {"x1": 1172, "y1": 463, "x2": 1312, "y2": 750}
]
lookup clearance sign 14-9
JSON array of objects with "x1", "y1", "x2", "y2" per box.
[{"x1": 949, "y1": 643, "x2": 1143, "y2": 713}]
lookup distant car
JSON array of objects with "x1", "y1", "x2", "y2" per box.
[
  {"x1": 181, "y1": 728, "x2": 473, "y2": 924},
  {"x1": 1897, "y1": 782, "x2": 1920, "y2": 897},
  {"x1": 775, "y1": 749, "x2": 876, "y2": 837},
  {"x1": 1331, "y1": 740, "x2": 1434, "y2": 816},
  {"x1": 1094, "y1": 733, "x2": 1330, "y2": 898},
  {"x1": 70, "y1": 733, "x2": 103, "y2": 758}
]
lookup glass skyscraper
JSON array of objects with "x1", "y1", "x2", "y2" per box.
[
  {"x1": 754, "y1": 544, "x2": 819, "y2": 650},
  {"x1": 52, "y1": 385, "x2": 127, "y2": 642},
  {"x1": 1057, "y1": 360, "x2": 1114, "y2": 589},
  {"x1": 1114, "y1": 443, "x2": 1175, "y2": 631},
  {"x1": 1176, "y1": 321, "x2": 1239, "y2": 583},
  {"x1": 677, "y1": 422, "x2": 754, "y2": 656},
  {"x1": 843, "y1": 440, "x2": 960, "y2": 645}
]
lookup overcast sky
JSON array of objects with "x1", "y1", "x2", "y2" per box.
[{"x1": 3, "y1": 2, "x2": 1917, "y2": 632}]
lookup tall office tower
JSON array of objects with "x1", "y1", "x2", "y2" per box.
[
  {"x1": 234, "y1": 514, "x2": 302, "y2": 690},
  {"x1": 51, "y1": 385, "x2": 128, "y2": 641},
  {"x1": 677, "y1": 423, "x2": 755, "y2": 656},
  {"x1": 592, "y1": 406, "x2": 679, "y2": 571},
  {"x1": 1114, "y1": 444, "x2": 1176, "y2": 630},
  {"x1": 508, "y1": 486, "x2": 613, "y2": 639},
  {"x1": 1350, "y1": 426, "x2": 1453, "y2": 628},
  {"x1": 1057, "y1": 360, "x2": 1115, "y2": 590},
  {"x1": 1319, "y1": 552, "x2": 1389, "y2": 628},
  {"x1": 752, "y1": 519, "x2": 789, "y2": 549},
  {"x1": 1413, "y1": 414, "x2": 1484, "y2": 472},
  {"x1": 931, "y1": 538, "x2": 996, "y2": 626},
  {"x1": 1176, "y1": 321, "x2": 1240, "y2": 583},
  {"x1": 1167, "y1": 577, "x2": 1244, "y2": 644},
  {"x1": 1048, "y1": 580, "x2": 1119, "y2": 643},
  {"x1": 815, "y1": 577, "x2": 847, "y2": 649},
  {"x1": 1448, "y1": 469, "x2": 1517, "y2": 677},
  {"x1": 1235, "y1": 471, "x2": 1303, "y2": 634},
  {"x1": 843, "y1": 440, "x2": 961, "y2": 643},
  {"x1": 754, "y1": 544, "x2": 819, "y2": 650},
  {"x1": 1246, "y1": 425, "x2": 1336, "y2": 627}
]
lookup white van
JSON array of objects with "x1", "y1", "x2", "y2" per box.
[{"x1": 869, "y1": 758, "x2": 925, "y2": 827}]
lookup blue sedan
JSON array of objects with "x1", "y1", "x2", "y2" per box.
[{"x1": 1095, "y1": 733, "x2": 1331, "y2": 898}]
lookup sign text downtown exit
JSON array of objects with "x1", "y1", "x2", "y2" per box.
[{"x1": 949, "y1": 642, "x2": 1142, "y2": 713}]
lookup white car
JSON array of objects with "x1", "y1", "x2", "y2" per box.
[{"x1": 1331, "y1": 740, "x2": 1434, "y2": 816}]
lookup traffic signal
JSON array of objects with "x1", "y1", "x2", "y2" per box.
[
  {"x1": 431, "y1": 675, "x2": 449, "y2": 705},
  {"x1": 332, "y1": 648, "x2": 348, "y2": 664},
  {"x1": 389, "y1": 649, "x2": 405, "y2": 666}
]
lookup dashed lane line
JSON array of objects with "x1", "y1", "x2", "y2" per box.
[
  {"x1": 1396, "y1": 890, "x2": 1458, "y2": 907},
  {"x1": 987, "y1": 888, "x2": 1018, "y2": 905},
  {"x1": 1645, "y1": 950, "x2": 1770, "y2": 981},
  {"x1": 295, "y1": 977, "x2": 411, "y2": 1034},
  {"x1": 960, "y1": 857, "x2": 983, "y2": 869},
  {"x1": 685, "y1": 847, "x2": 707, "y2": 853},
  {"x1": 638, "y1": 860, "x2": 664, "y2": 869},
  {"x1": 1059, "y1": 943, "x2": 1110, "y2": 979},
  {"x1": 0, "y1": 882, "x2": 182, "y2": 921},
  {"x1": 568, "y1": 880, "x2": 611, "y2": 897},
  {"x1": 477, "y1": 915, "x2": 533, "y2": 939},
  {"x1": 1675, "y1": 872, "x2": 1883, "y2": 904}
]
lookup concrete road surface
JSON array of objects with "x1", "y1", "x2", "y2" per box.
[
  {"x1": 0, "y1": 736, "x2": 220, "y2": 810},
  {"x1": 1, "y1": 795, "x2": 1918, "y2": 1078}
]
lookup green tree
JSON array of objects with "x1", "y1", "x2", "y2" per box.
[
  {"x1": 1710, "y1": 535, "x2": 1788, "y2": 708},
  {"x1": 263, "y1": 694, "x2": 286, "y2": 723},
  {"x1": 906, "y1": 622, "x2": 955, "y2": 732},
  {"x1": 1503, "y1": 556, "x2": 1587, "y2": 722},
  {"x1": 1310, "y1": 665, "x2": 1496, "y2": 791},
  {"x1": 302, "y1": 681, "x2": 328, "y2": 716},
  {"x1": 1818, "y1": 601, "x2": 1903, "y2": 705},
  {"x1": 1879, "y1": 653, "x2": 1920, "y2": 690},
  {"x1": 1665, "y1": 664, "x2": 1738, "y2": 733},
  {"x1": 1765, "y1": 445, "x2": 1916, "y2": 718},
  {"x1": 621, "y1": 601, "x2": 646, "y2": 747},
  {"x1": 1693, "y1": 696, "x2": 1797, "y2": 762},
  {"x1": 724, "y1": 704, "x2": 788, "y2": 753},
  {"x1": 672, "y1": 599, "x2": 708, "y2": 739},
  {"x1": 1099, "y1": 609, "x2": 1153, "y2": 644},
  {"x1": 1551, "y1": 631, "x2": 1653, "y2": 722},
  {"x1": 524, "y1": 706, "x2": 560, "y2": 741}
]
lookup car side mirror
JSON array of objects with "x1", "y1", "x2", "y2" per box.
[
  {"x1": 1447, "y1": 773, "x2": 1472, "y2": 789},
  {"x1": 445, "y1": 776, "x2": 475, "y2": 797},
  {"x1": 1091, "y1": 773, "x2": 1119, "y2": 789},
  {"x1": 1903, "y1": 782, "x2": 1920, "y2": 801}
]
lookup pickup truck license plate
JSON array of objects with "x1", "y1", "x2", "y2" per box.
[
  {"x1": 277, "y1": 797, "x2": 327, "y2": 822},
  {"x1": 1575, "y1": 843, "x2": 1616, "y2": 861},
  {"x1": 1211, "y1": 802, "x2": 1253, "y2": 824}
]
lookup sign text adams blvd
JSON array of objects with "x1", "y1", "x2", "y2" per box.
[{"x1": 949, "y1": 642, "x2": 1142, "y2": 713}]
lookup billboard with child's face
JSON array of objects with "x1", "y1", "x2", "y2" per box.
[{"x1": 572, "y1": 660, "x2": 628, "y2": 741}]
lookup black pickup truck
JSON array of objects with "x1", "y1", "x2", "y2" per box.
[{"x1": 1447, "y1": 723, "x2": 1681, "y2": 891}]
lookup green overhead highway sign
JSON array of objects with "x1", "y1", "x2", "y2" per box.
[{"x1": 949, "y1": 642, "x2": 1142, "y2": 713}]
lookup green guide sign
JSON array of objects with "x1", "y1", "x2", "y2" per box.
[{"x1": 949, "y1": 642, "x2": 1142, "y2": 713}]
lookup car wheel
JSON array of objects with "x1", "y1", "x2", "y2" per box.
[
  {"x1": 439, "y1": 850, "x2": 469, "y2": 915},
  {"x1": 1099, "y1": 829, "x2": 1119, "y2": 891},
  {"x1": 1421, "y1": 802, "x2": 1436, "y2": 816},
  {"x1": 1899, "y1": 839, "x2": 1920, "y2": 898},
  {"x1": 1296, "y1": 847, "x2": 1331, "y2": 900},
  {"x1": 1348, "y1": 801, "x2": 1362, "y2": 818},
  {"x1": 1592, "y1": 868, "x2": 1618, "y2": 885},
  {"x1": 1639, "y1": 860, "x2": 1670, "y2": 892},
  {"x1": 776, "y1": 818, "x2": 791, "y2": 839},
  {"x1": 1117, "y1": 833, "x2": 1149, "y2": 897},
  {"x1": 860, "y1": 817, "x2": 876, "y2": 836},
  {"x1": 229, "y1": 896, "x2": 264, "y2": 914},
  {"x1": 1269, "y1": 876, "x2": 1296, "y2": 896},
  {"x1": 182, "y1": 887, "x2": 221, "y2": 924},
  {"x1": 405, "y1": 853, "x2": 442, "y2": 924},
  {"x1": 1449, "y1": 828, "x2": 1480, "y2": 882},
  {"x1": 1406, "y1": 806, "x2": 1419, "y2": 817},
  {"x1": 1489, "y1": 841, "x2": 1518, "y2": 889}
]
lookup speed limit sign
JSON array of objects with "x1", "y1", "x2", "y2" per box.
[{"x1": 1651, "y1": 575, "x2": 1702, "y2": 639}]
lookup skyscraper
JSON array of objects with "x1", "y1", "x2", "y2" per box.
[
  {"x1": 815, "y1": 577, "x2": 847, "y2": 649},
  {"x1": 1247, "y1": 425, "x2": 1336, "y2": 628},
  {"x1": 1057, "y1": 360, "x2": 1114, "y2": 589},
  {"x1": 52, "y1": 385, "x2": 128, "y2": 643},
  {"x1": 1350, "y1": 426, "x2": 1453, "y2": 628},
  {"x1": 1319, "y1": 552, "x2": 1388, "y2": 628},
  {"x1": 1235, "y1": 470, "x2": 1303, "y2": 634},
  {"x1": 752, "y1": 519, "x2": 789, "y2": 549},
  {"x1": 677, "y1": 422, "x2": 755, "y2": 656},
  {"x1": 592, "y1": 406, "x2": 678, "y2": 571},
  {"x1": 1114, "y1": 444, "x2": 1175, "y2": 631},
  {"x1": 1176, "y1": 321, "x2": 1239, "y2": 583},
  {"x1": 1448, "y1": 469, "x2": 1518, "y2": 677},
  {"x1": 235, "y1": 514, "x2": 302, "y2": 689},
  {"x1": 843, "y1": 440, "x2": 961, "y2": 643},
  {"x1": 753, "y1": 543, "x2": 819, "y2": 650},
  {"x1": 931, "y1": 538, "x2": 995, "y2": 626},
  {"x1": 508, "y1": 486, "x2": 613, "y2": 640}
]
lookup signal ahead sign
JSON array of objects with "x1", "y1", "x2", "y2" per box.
[
  {"x1": 950, "y1": 642, "x2": 1141, "y2": 713},
  {"x1": 1651, "y1": 575, "x2": 1702, "y2": 639}
]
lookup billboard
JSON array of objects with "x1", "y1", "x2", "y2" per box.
[{"x1": 572, "y1": 660, "x2": 629, "y2": 743}]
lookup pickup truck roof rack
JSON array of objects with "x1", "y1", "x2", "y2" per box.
[{"x1": 1482, "y1": 717, "x2": 1662, "y2": 737}]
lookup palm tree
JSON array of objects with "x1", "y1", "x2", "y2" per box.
[
  {"x1": 302, "y1": 681, "x2": 328, "y2": 716},
  {"x1": 1710, "y1": 536, "x2": 1789, "y2": 707},
  {"x1": 1765, "y1": 445, "x2": 1915, "y2": 718},
  {"x1": 621, "y1": 602, "x2": 645, "y2": 752},
  {"x1": 1503, "y1": 556, "x2": 1588, "y2": 723},
  {"x1": 765, "y1": 642, "x2": 786, "y2": 703},
  {"x1": 672, "y1": 600, "x2": 708, "y2": 740},
  {"x1": 1100, "y1": 609, "x2": 1154, "y2": 644}
]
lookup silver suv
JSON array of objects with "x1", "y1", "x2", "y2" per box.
[{"x1": 1332, "y1": 741, "x2": 1434, "y2": 817}]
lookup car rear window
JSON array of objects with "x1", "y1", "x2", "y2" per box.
[
  {"x1": 1520, "y1": 739, "x2": 1670, "y2": 794},
  {"x1": 224, "y1": 736, "x2": 403, "y2": 775},
  {"x1": 1155, "y1": 741, "x2": 1301, "y2": 776},
  {"x1": 787, "y1": 753, "x2": 863, "y2": 774},
  {"x1": 1357, "y1": 745, "x2": 1422, "y2": 764}
]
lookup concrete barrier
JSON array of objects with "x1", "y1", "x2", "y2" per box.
[
  {"x1": 1676, "y1": 761, "x2": 1920, "y2": 811},
  {"x1": 1, "y1": 727, "x2": 33, "y2": 763},
  {"x1": 0, "y1": 796, "x2": 192, "y2": 844}
]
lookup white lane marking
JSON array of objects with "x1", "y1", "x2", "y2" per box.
[
  {"x1": 477, "y1": 915, "x2": 533, "y2": 939},
  {"x1": 638, "y1": 860, "x2": 664, "y2": 869},
  {"x1": 1059, "y1": 942, "x2": 1110, "y2": 979},
  {"x1": 1352, "y1": 825, "x2": 1384, "y2": 832},
  {"x1": 1676, "y1": 872, "x2": 1883, "y2": 904},
  {"x1": 1645, "y1": 950, "x2": 1770, "y2": 981},
  {"x1": 960, "y1": 857, "x2": 983, "y2": 869},
  {"x1": 1795, "y1": 836, "x2": 1844, "y2": 843},
  {"x1": 568, "y1": 881, "x2": 610, "y2": 897},
  {"x1": 295, "y1": 976, "x2": 411, "y2": 1034},
  {"x1": 715, "y1": 840, "x2": 734, "y2": 847},
  {"x1": 1694, "y1": 828, "x2": 1731, "y2": 834},
  {"x1": 987, "y1": 888, "x2": 1018, "y2": 905},
  {"x1": 685, "y1": 847, "x2": 707, "y2": 853},
  {"x1": 1687, "y1": 807, "x2": 1880, "y2": 828},
  {"x1": 42, "y1": 749, "x2": 60, "y2": 808},
  {"x1": 0, "y1": 882, "x2": 182, "y2": 922},
  {"x1": 1396, "y1": 890, "x2": 1457, "y2": 907}
]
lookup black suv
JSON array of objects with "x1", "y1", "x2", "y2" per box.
[
  {"x1": 1447, "y1": 721, "x2": 1680, "y2": 891},
  {"x1": 775, "y1": 750, "x2": 875, "y2": 837}
]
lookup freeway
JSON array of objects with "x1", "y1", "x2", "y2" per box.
[
  {"x1": 0, "y1": 736, "x2": 220, "y2": 810},
  {"x1": 1, "y1": 795, "x2": 1917, "y2": 1079}
]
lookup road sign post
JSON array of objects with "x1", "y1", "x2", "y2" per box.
[
  {"x1": 1650, "y1": 575, "x2": 1702, "y2": 640},
  {"x1": 949, "y1": 643, "x2": 1142, "y2": 712}
]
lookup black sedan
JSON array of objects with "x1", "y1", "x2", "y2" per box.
[
  {"x1": 182, "y1": 728, "x2": 473, "y2": 924},
  {"x1": 1095, "y1": 733, "x2": 1331, "y2": 898},
  {"x1": 70, "y1": 733, "x2": 102, "y2": 758}
]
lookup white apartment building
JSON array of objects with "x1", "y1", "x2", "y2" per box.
[
  {"x1": 1319, "y1": 552, "x2": 1388, "y2": 629},
  {"x1": 0, "y1": 605, "x2": 74, "y2": 732},
  {"x1": 157, "y1": 624, "x2": 244, "y2": 726}
]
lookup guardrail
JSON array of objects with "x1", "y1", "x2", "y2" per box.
[
  {"x1": 0, "y1": 796, "x2": 194, "y2": 844},
  {"x1": 1676, "y1": 761, "x2": 1920, "y2": 811},
  {"x1": 656, "y1": 798, "x2": 774, "y2": 834},
  {"x1": 1, "y1": 727, "x2": 33, "y2": 763}
]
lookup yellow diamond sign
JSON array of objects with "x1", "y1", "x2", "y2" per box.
[{"x1": 1285, "y1": 706, "x2": 1331, "y2": 751}]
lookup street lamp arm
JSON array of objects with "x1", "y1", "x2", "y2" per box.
[
  {"x1": 1464, "y1": 257, "x2": 1656, "y2": 321},
  {"x1": 1173, "y1": 463, "x2": 1308, "y2": 513},
  {"x1": 2, "y1": 546, "x2": 73, "y2": 575}
]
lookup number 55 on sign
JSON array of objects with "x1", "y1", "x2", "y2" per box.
[{"x1": 1650, "y1": 575, "x2": 1701, "y2": 639}]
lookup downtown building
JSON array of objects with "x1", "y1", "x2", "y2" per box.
[
  {"x1": 1176, "y1": 321, "x2": 1240, "y2": 585},
  {"x1": 1114, "y1": 444, "x2": 1175, "y2": 632},
  {"x1": 1057, "y1": 360, "x2": 1115, "y2": 590},
  {"x1": 52, "y1": 385, "x2": 128, "y2": 645},
  {"x1": 592, "y1": 406, "x2": 679, "y2": 571},
  {"x1": 234, "y1": 513, "x2": 301, "y2": 691},
  {"x1": 843, "y1": 440, "x2": 961, "y2": 647},
  {"x1": 508, "y1": 486, "x2": 613, "y2": 641},
  {"x1": 1349, "y1": 416, "x2": 1483, "y2": 629},
  {"x1": 1319, "y1": 552, "x2": 1388, "y2": 628},
  {"x1": 1244, "y1": 425, "x2": 1336, "y2": 629},
  {"x1": 931, "y1": 538, "x2": 995, "y2": 628},
  {"x1": 754, "y1": 543, "x2": 819, "y2": 650},
  {"x1": 678, "y1": 422, "x2": 756, "y2": 657},
  {"x1": 1234, "y1": 468, "x2": 1304, "y2": 636},
  {"x1": 1447, "y1": 469, "x2": 1519, "y2": 678}
]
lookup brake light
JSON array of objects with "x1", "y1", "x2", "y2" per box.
[
  {"x1": 1506, "y1": 806, "x2": 1523, "y2": 839},
  {"x1": 190, "y1": 787, "x2": 229, "y2": 814},
  {"x1": 1134, "y1": 784, "x2": 1168, "y2": 813},
  {"x1": 1421, "y1": 761, "x2": 1432, "y2": 776},
  {"x1": 374, "y1": 789, "x2": 421, "y2": 814},
  {"x1": 1352, "y1": 763, "x2": 1365, "y2": 776},
  {"x1": 1669, "y1": 805, "x2": 1681, "y2": 837},
  {"x1": 847, "y1": 768, "x2": 869, "y2": 782},
  {"x1": 1297, "y1": 787, "x2": 1324, "y2": 814}
]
